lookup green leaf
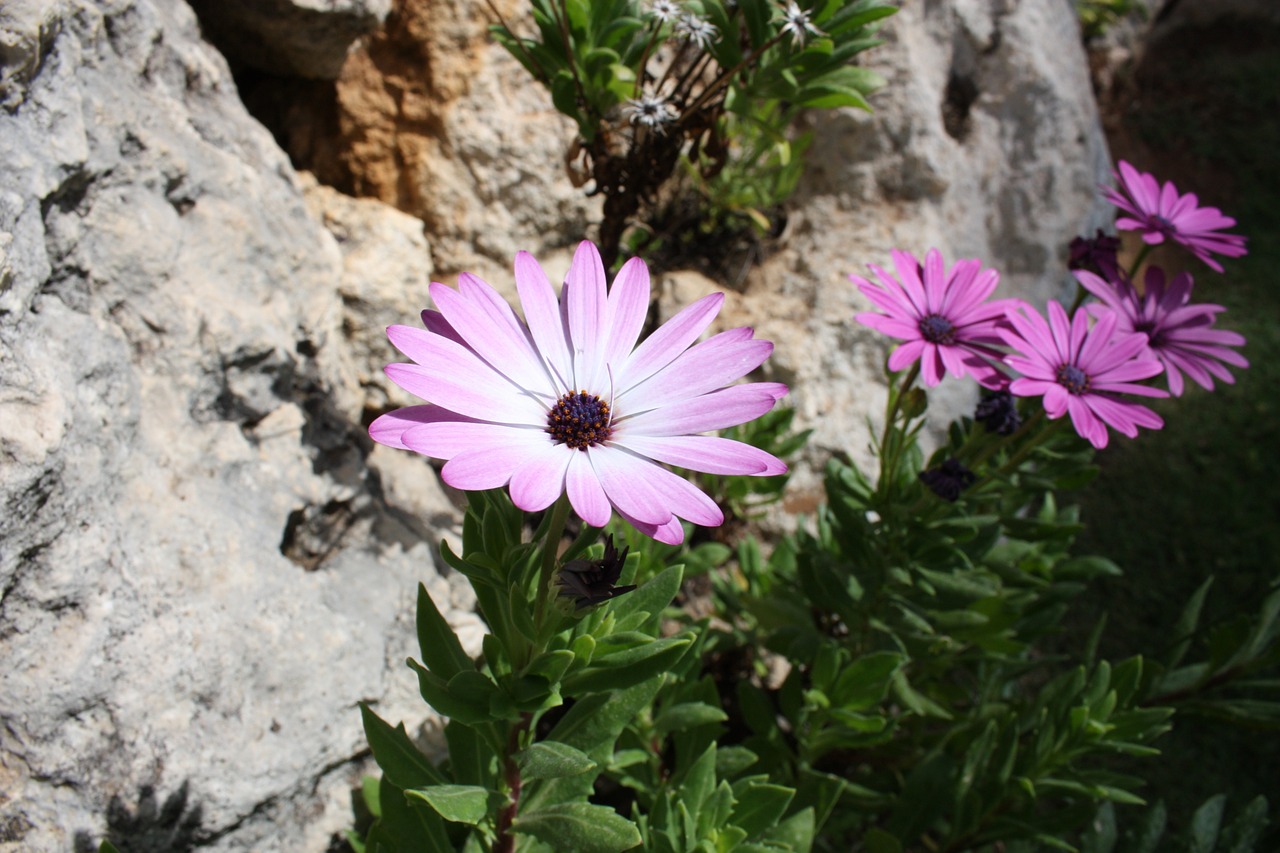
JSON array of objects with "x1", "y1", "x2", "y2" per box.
[
  {"x1": 562, "y1": 636, "x2": 692, "y2": 693},
  {"x1": 360, "y1": 703, "x2": 447, "y2": 790},
  {"x1": 1169, "y1": 576, "x2": 1214, "y2": 669},
  {"x1": 730, "y1": 781, "x2": 795, "y2": 838},
  {"x1": 1188, "y1": 793, "x2": 1226, "y2": 853},
  {"x1": 375, "y1": 776, "x2": 453, "y2": 853},
  {"x1": 98, "y1": 844, "x2": 121, "y2": 853},
  {"x1": 416, "y1": 583, "x2": 475, "y2": 679},
  {"x1": 406, "y1": 784, "x2": 496, "y2": 826},
  {"x1": 832, "y1": 651, "x2": 904, "y2": 710},
  {"x1": 1130, "y1": 800, "x2": 1168, "y2": 853},
  {"x1": 408, "y1": 660, "x2": 498, "y2": 724},
  {"x1": 514, "y1": 803, "x2": 641, "y2": 852},
  {"x1": 654, "y1": 701, "x2": 729, "y2": 736},
  {"x1": 1219, "y1": 795, "x2": 1270, "y2": 853},
  {"x1": 516, "y1": 742, "x2": 598, "y2": 780},
  {"x1": 862, "y1": 827, "x2": 903, "y2": 853},
  {"x1": 607, "y1": 564, "x2": 685, "y2": 629}
]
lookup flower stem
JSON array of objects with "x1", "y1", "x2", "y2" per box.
[
  {"x1": 877, "y1": 363, "x2": 921, "y2": 494},
  {"x1": 533, "y1": 494, "x2": 572, "y2": 638},
  {"x1": 1126, "y1": 243, "x2": 1154, "y2": 281}
]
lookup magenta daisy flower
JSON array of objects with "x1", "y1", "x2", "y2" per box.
[
  {"x1": 852, "y1": 248, "x2": 1017, "y2": 388},
  {"x1": 1078, "y1": 267, "x2": 1248, "y2": 396},
  {"x1": 1103, "y1": 160, "x2": 1247, "y2": 272},
  {"x1": 1000, "y1": 301, "x2": 1167, "y2": 449},
  {"x1": 369, "y1": 241, "x2": 788, "y2": 545}
]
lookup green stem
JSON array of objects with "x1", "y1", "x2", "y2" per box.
[
  {"x1": 877, "y1": 363, "x2": 920, "y2": 494},
  {"x1": 1126, "y1": 242, "x2": 1154, "y2": 281},
  {"x1": 532, "y1": 494, "x2": 573, "y2": 639}
]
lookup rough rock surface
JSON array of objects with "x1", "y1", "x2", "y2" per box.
[
  {"x1": 300, "y1": 0, "x2": 602, "y2": 278},
  {"x1": 0, "y1": 1, "x2": 465, "y2": 850},
  {"x1": 1, "y1": 0, "x2": 1115, "y2": 849},
  {"x1": 187, "y1": 0, "x2": 391, "y2": 80}
]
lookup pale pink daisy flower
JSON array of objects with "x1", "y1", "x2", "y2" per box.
[
  {"x1": 1077, "y1": 267, "x2": 1248, "y2": 396},
  {"x1": 1103, "y1": 160, "x2": 1247, "y2": 272},
  {"x1": 852, "y1": 248, "x2": 1018, "y2": 388},
  {"x1": 370, "y1": 241, "x2": 788, "y2": 545},
  {"x1": 1000, "y1": 301, "x2": 1167, "y2": 449}
]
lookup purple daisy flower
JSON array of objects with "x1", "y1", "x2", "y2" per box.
[
  {"x1": 852, "y1": 248, "x2": 1017, "y2": 388},
  {"x1": 369, "y1": 241, "x2": 788, "y2": 545},
  {"x1": 1077, "y1": 267, "x2": 1248, "y2": 396},
  {"x1": 1000, "y1": 301, "x2": 1167, "y2": 449},
  {"x1": 1103, "y1": 160, "x2": 1247, "y2": 272}
]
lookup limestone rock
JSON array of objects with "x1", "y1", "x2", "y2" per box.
[
  {"x1": 0, "y1": 1, "x2": 455, "y2": 849},
  {"x1": 187, "y1": 0, "x2": 391, "y2": 80}
]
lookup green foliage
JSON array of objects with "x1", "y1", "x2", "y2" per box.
[
  {"x1": 1074, "y1": 0, "x2": 1143, "y2": 41},
  {"x1": 487, "y1": 0, "x2": 896, "y2": 265}
]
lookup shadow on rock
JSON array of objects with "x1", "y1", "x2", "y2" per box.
[{"x1": 74, "y1": 782, "x2": 204, "y2": 853}]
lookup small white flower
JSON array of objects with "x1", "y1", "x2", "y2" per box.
[
  {"x1": 779, "y1": 1, "x2": 823, "y2": 46},
  {"x1": 622, "y1": 92, "x2": 680, "y2": 132},
  {"x1": 646, "y1": 0, "x2": 683, "y2": 23},
  {"x1": 674, "y1": 12, "x2": 718, "y2": 49}
]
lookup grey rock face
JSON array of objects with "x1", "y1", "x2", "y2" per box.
[
  {"x1": 188, "y1": 0, "x2": 391, "y2": 79},
  {"x1": 0, "y1": 1, "x2": 452, "y2": 850}
]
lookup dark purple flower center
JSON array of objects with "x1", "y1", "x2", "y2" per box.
[
  {"x1": 1056, "y1": 364, "x2": 1091, "y2": 395},
  {"x1": 547, "y1": 391, "x2": 613, "y2": 451},
  {"x1": 918, "y1": 314, "x2": 957, "y2": 345}
]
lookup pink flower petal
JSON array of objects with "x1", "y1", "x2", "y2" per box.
[
  {"x1": 430, "y1": 280, "x2": 552, "y2": 395},
  {"x1": 621, "y1": 330, "x2": 771, "y2": 413},
  {"x1": 369, "y1": 405, "x2": 474, "y2": 451},
  {"x1": 508, "y1": 444, "x2": 573, "y2": 512},
  {"x1": 565, "y1": 241, "x2": 608, "y2": 389},
  {"x1": 621, "y1": 383, "x2": 785, "y2": 436},
  {"x1": 617, "y1": 292, "x2": 724, "y2": 391},
  {"x1": 566, "y1": 452, "x2": 612, "y2": 528},
  {"x1": 514, "y1": 251, "x2": 573, "y2": 391},
  {"x1": 588, "y1": 446, "x2": 674, "y2": 526},
  {"x1": 403, "y1": 419, "x2": 545, "y2": 459},
  {"x1": 615, "y1": 434, "x2": 786, "y2": 475},
  {"x1": 603, "y1": 257, "x2": 651, "y2": 368}
]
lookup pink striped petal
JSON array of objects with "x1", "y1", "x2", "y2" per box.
[
  {"x1": 565, "y1": 241, "x2": 607, "y2": 390},
  {"x1": 603, "y1": 257, "x2": 651, "y2": 368},
  {"x1": 622, "y1": 384, "x2": 785, "y2": 436},
  {"x1": 588, "y1": 446, "x2": 674, "y2": 526},
  {"x1": 514, "y1": 251, "x2": 572, "y2": 392},
  {"x1": 566, "y1": 452, "x2": 612, "y2": 528},
  {"x1": 614, "y1": 434, "x2": 786, "y2": 475},
  {"x1": 508, "y1": 444, "x2": 573, "y2": 512},
  {"x1": 617, "y1": 292, "x2": 724, "y2": 391}
]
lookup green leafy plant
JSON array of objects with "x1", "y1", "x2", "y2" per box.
[{"x1": 487, "y1": 0, "x2": 896, "y2": 268}]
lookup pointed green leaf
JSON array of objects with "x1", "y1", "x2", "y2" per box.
[
  {"x1": 514, "y1": 803, "x2": 641, "y2": 852},
  {"x1": 416, "y1": 583, "x2": 475, "y2": 679},
  {"x1": 360, "y1": 703, "x2": 447, "y2": 789},
  {"x1": 516, "y1": 741, "x2": 598, "y2": 780},
  {"x1": 406, "y1": 784, "x2": 496, "y2": 826}
]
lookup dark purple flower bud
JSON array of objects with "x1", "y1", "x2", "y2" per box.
[
  {"x1": 918, "y1": 458, "x2": 977, "y2": 502},
  {"x1": 974, "y1": 390, "x2": 1021, "y2": 435},
  {"x1": 556, "y1": 537, "x2": 636, "y2": 609},
  {"x1": 1068, "y1": 229, "x2": 1122, "y2": 281}
]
